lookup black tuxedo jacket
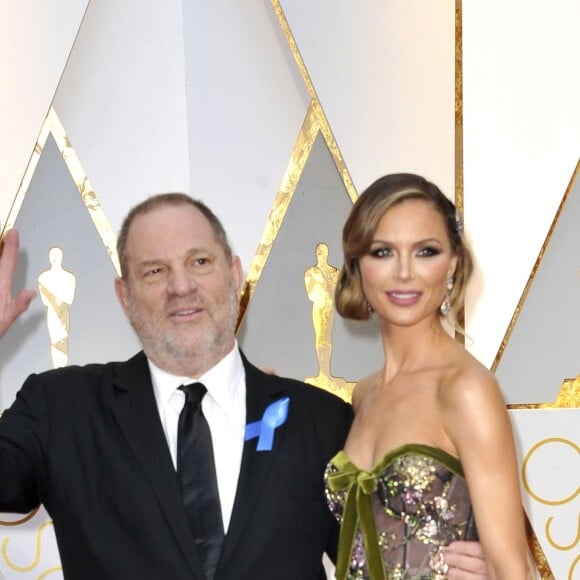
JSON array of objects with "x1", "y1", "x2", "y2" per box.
[{"x1": 0, "y1": 351, "x2": 352, "y2": 579}]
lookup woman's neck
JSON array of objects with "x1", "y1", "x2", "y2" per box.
[{"x1": 379, "y1": 317, "x2": 451, "y2": 381}]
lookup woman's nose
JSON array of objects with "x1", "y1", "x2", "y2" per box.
[{"x1": 395, "y1": 255, "x2": 412, "y2": 280}]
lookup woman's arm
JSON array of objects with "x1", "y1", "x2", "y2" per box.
[{"x1": 442, "y1": 366, "x2": 531, "y2": 579}]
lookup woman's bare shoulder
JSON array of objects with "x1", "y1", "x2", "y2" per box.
[
  {"x1": 439, "y1": 350, "x2": 510, "y2": 447},
  {"x1": 435, "y1": 352, "x2": 507, "y2": 436},
  {"x1": 441, "y1": 348, "x2": 499, "y2": 401},
  {"x1": 351, "y1": 372, "x2": 379, "y2": 410}
]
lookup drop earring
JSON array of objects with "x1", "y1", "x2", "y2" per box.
[{"x1": 440, "y1": 278, "x2": 453, "y2": 316}]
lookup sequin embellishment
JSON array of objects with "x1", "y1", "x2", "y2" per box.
[{"x1": 324, "y1": 445, "x2": 478, "y2": 579}]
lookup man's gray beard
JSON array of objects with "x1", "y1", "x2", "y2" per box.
[{"x1": 126, "y1": 285, "x2": 240, "y2": 374}]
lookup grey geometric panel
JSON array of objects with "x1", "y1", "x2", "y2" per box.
[
  {"x1": 495, "y1": 171, "x2": 580, "y2": 404},
  {"x1": 0, "y1": 135, "x2": 140, "y2": 409},
  {"x1": 238, "y1": 133, "x2": 383, "y2": 387}
]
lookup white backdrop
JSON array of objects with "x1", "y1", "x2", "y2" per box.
[{"x1": 0, "y1": 1, "x2": 578, "y2": 577}]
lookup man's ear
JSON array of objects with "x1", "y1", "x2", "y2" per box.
[
  {"x1": 231, "y1": 255, "x2": 243, "y2": 294},
  {"x1": 115, "y1": 277, "x2": 130, "y2": 315}
]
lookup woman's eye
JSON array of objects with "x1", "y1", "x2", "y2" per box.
[
  {"x1": 370, "y1": 247, "x2": 391, "y2": 258},
  {"x1": 417, "y1": 247, "x2": 441, "y2": 257}
]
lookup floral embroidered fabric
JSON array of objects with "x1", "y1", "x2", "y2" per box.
[{"x1": 325, "y1": 444, "x2": 478, "y2": 579}]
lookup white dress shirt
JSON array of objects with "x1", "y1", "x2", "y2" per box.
[{"x1": 148, "y1": 342, "x2": 246, "y2": 532}]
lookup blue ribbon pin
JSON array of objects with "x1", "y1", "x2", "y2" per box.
[{"x1": 244, "y1": 397, "x2": 290, "y2": 451}]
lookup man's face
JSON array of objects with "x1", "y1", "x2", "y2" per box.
[{"x1": 115, "y1": 204, "x2": 242, "y2": 375}]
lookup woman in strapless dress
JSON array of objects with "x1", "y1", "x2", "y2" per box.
[{"x1": 327, "y1": 173, "x2": 531, "y2": 579}]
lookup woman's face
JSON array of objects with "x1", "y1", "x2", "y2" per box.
[{"x1": 358, "y1": 198, "x2": 457, "y2": 329}]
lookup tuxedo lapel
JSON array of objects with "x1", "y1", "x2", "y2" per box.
[
  {"x1": 109, "y1": 352, "x2": 204, "y2": 577},
  {"x1": 219, "y1": 357, "x2": 290, "y2": 564}
]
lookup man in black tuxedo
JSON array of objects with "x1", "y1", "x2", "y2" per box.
[{"x1": 0, "y1": 200, "x2": 488, "y2": 578}]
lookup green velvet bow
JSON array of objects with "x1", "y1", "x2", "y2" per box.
[{"x1": 327, "y1": 451, "x2": 386, "y2": 580}]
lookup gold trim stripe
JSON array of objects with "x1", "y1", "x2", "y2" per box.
[
  {"x1": 271, "y1": 0, "x2": 357, "y2": 204},
  {"x1": 455, "y1": 0, "x2": 464, "y2": 215},
  {"x1": 2, "y1": 107, "x2": 120, "y2": 275},
  {"x1": 240, "y1": 2, "x2": 360, "y2": 324},
  {"x1": 454, "y1": 0, "x2": 465, "y2": 343},
  {"x1": 238, "y1": 101, "x2": 319, "y2": 321},
  {"x1": 492, "y1": 159, "x2": 580, "y2": 375}
]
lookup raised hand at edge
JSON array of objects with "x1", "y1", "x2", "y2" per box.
[{"x1": 0, "y1": 229, "x2": 36, "y2": 338}]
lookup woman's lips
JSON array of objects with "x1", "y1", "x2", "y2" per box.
[{"x1": 386, "y1": 291, "x2": 422, "y2": 306}]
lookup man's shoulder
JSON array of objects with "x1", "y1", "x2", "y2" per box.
[
  {"x1": 24, "y1": 351, "x2": 146, "y2": 389},
  {"x1": 265, "y1": 375, "x2": 353, "y2": 444},
  {"x1": 243, "y1": 356, "x2": 352, "y2": 419}
]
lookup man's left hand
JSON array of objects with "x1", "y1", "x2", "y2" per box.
[{"x1": 445, "y1": 541, "x2": 488, "y2": 578}]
